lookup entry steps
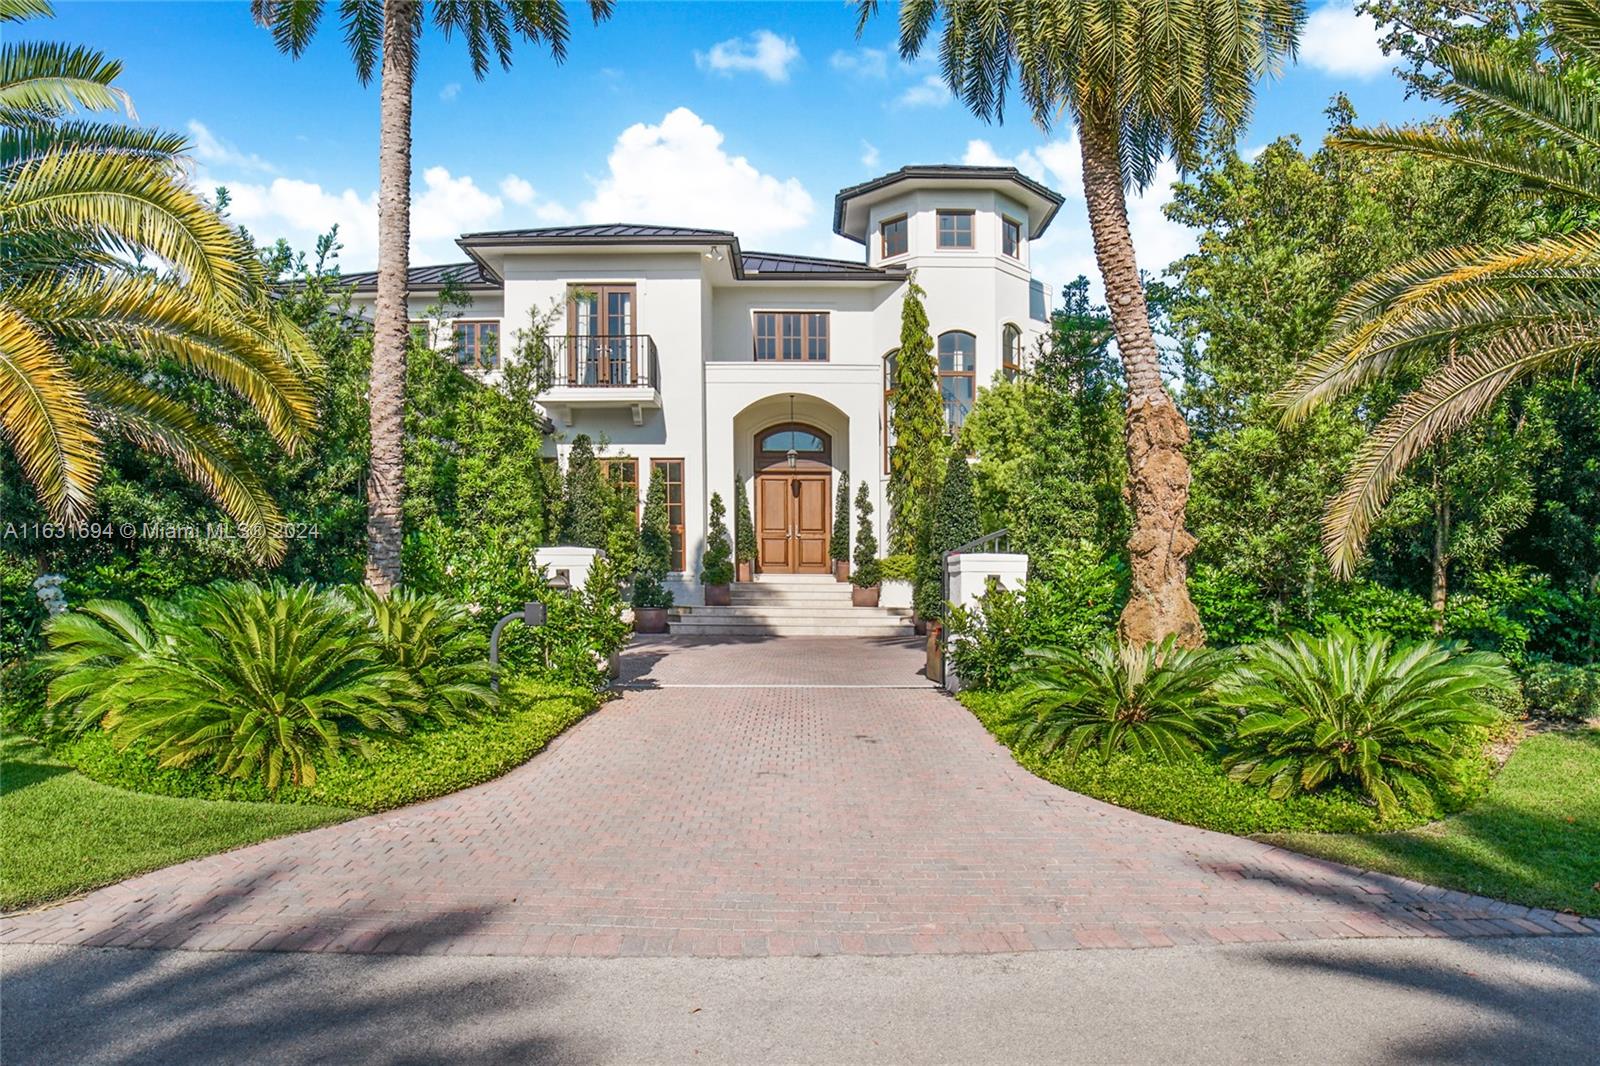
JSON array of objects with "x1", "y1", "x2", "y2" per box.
[{"x1": 667, "y1": 574, "x2": 916, "y2": 637}]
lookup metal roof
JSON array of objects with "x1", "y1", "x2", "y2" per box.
[
  {"x1": 459, "y1": 223, "x2": 736, "y2": 243},
  {"x1": 739, "y1": 250, "x2": 889, "y2": 278},
  {"x1": 338, "y1": 261, "x2": 499, "y2": 291}
]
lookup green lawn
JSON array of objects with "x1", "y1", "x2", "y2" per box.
[
  {"x1": 1, "y1": 752, "x2": 354, "y2": 911},
  {"x1": 1263, "y1": 728, "x2": 1600, "y2": 916}
]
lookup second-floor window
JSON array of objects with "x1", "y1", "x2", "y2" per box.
[
  {"x1": 1002, "y1": 324, "x2": 1022, "y2": 382},
  {"x1": 880, "y1": 215, "x2": 908, "y2": 258},
  {"x1": 453, "y1": 320, "x2": 499, "y2": 369},
  {"x1": 1002, "y1": 216, "x2": 1022, "y2": 258},
  {"x1": 938, "y1": 330, "x2": 976, "y2": 430},
  {"x1": 937, "y1": 210, "x2": 974, "y2": 249},
  {"x1": 753, "y1": 311, "x2": 830, "y2": 361}
]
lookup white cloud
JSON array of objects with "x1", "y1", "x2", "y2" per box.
[
  {"x1": 579, "y1": 107, "x2": 814, "y2": 244},
  {"x1": 439, "y1": 82, "x2": 461, "y2": 102},
  {"x1": 896, "y1": 74, "x2": 951, "y2": 109},
  {"x1": 1299, "y1": 3, "x2": 1389, "y2": 78},
  {"x1": 860, "y1": 140, "x2": 880, "y2": 169},
  {"x1": 964, "y1": 136, "x2": 1193, "y2": 300},
  {"x1": 694, "y1": 30, "x2": 800, "y2": 82},
  {"x1": 830, "y1": 46, "x2": 888, "y2": 79},
  {"x1": 187, "y1": 120, "x2": 274, "y2": 174},
  {"x1": 499, "y1": 174, "x2": 536, "y2": 204}
]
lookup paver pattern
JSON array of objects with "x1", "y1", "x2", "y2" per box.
[{"x1": 4, "y1": 636, "x2": 1594, "y2": 958}]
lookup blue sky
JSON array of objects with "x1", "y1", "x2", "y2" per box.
[{"x1": 33, "y1": 1, "x2": 1439, "y2": 289}]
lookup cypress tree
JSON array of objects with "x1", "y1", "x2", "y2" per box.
[
  {"x1": 831, "y1": 471, "x2": 851, "y2": 563},
  {"x1": 561, "y1": 434, "x2": 609, "y2": 548},
  {"x1": 920, "y1": 451, "x2": 982, "y2": 619},
  {"x1": 633, "y1": 465, "x2": 674, "y2": 608},
  {"x1": 734, "y1": 477, "x2": 757, "y2": 565},
  {"x1": 886, "y1": 277, "x2": 946, "y2": 555}
]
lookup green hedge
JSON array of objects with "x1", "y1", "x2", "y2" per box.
[
  {"x1": 54, "y1": 679, "x2": 597, "y2": 813},
  {"x1": 959, "y1": 690, "x2": 1493, "y2": 835}
]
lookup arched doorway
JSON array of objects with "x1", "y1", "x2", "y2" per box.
[{"x1": 753, "y1": 423, "x2": 832, "y2": 574}]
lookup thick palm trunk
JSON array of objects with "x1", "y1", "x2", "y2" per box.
[
  {"x1": 363, "y1": 0, "x2": 415, "y2": 593},
  {"x1": 1078, "y1": 118, "x2": 1204, "y2": 648}
]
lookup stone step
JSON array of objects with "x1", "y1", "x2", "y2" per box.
[
  {"x1": 728, "y1": 590, "x2": 856, "y2": 605},
  {"x1": 672, "y1": 606, "x2": 911, "y2": 621},
  {"x1": 666, "y1": 620, "x2": 915, "y2": 637}
]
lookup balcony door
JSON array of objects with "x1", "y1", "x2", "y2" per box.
[{"x1": 568, "y1": 285, "x2": 636, "y2": 385}]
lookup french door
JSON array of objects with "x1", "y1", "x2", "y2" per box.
[
  {"x1": 568, "y1": 285, "x2": 636, "y2": 385},
  {"x1": 756, "y1": 474, "x2": 830, "y2": 574}
]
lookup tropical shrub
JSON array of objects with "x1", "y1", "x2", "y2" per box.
[
  {"x1": 1220, "y1": 629, "x2": 1514, "y2": 817},
  {"x1": 350, "y1": 586, "x2": 494, "y2": 725},
  {"x1": 877, "y1": 554, "x2": 918, "y2": 583},
  {"x1": 831, "y1": 473, "x2": 851, "y2": 563},
  {"x1": 1006, "y1": 637, "x2": 1233, "y2": 762},
  {"x1": 633, "y1": 465, "x2": 674, "y2": 609},
  {"x1": 850, "y1": 481, "x2": 880, "y2": 587},
  {"x1": 701, "y1": 492, "x2": 734, "y2": 586},
  {"x1": 1520, "y1": 659, "x2": 1600, "y2": 721},
  {"x1": 42, "y1": 583, "x2": 415, "y2": 790}
]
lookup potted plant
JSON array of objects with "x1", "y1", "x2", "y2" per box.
[
  {"x1": 734, "y1": 477, "x2": 756, "y2": 582},
  {"x1": 850, "y1": 481, "x2": 881, "y2": 607},
  {"x1": 831, "y1": 472, "x2": 851, "y2": 581},
  {"x1": 632, "y1": 466, "x2": 675, "y2": 633},
  {"x1": 701, "y1": 492, "x2": 734, "y2": 606}
]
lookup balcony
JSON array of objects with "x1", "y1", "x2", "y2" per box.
[{"x1": 539, "y1": 334, "x2": 662, "y2": 425}]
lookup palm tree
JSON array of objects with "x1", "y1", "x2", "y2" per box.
[
  {"x1": 861, "y1": 0, "x2": 1304, "y2": 648},
  {"x1": 1, "y1": 0, "x2": 319, "y2": 563},
  {"x1": 1277, "y1": 0, "x2": 1600, "y2": 577},
  {"x1": 251, "y1": 0, "x2": 613, "y2": 593}
]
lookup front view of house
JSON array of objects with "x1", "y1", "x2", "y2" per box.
[{"x1": 346, "y1": 164, "x2": 1064, "y2": 605}]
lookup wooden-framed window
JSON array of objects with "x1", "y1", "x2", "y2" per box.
[
  {"x1": 880, "y1": 214, "x2": 908, "y2": 258},
  {"x1": 752, "y1": 311, "x2": 830, "y2": 361},
  {"x1": 1002, "y1": 216, "x2": 1022, "y2": 258},
  {"x1": 650, "y1": 458, "x2": 686, "y2": 572},
  {"x1": 453, "y1": 320, "x2": 499, "y2": 369},
  {"x1": 936, "y1": 209, "x2": 974, "y2": 249},
  {"x1": 938, "y1": 331, "x2": 976, "y2": 431},
  {"x1": 599, "y1": 457, "x2": 639, "y2": 522},
  {"x1": 1002, "y1": 324, "x2": 1022, "y2": 382}
]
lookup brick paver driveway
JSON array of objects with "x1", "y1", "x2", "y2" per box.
[{"x1": 5, "y1": 636, "x2": 1593, "y2": 957}]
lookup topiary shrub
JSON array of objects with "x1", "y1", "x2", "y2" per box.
[
  {"x1": 633, "y1": 465, "x2": 675, "y2": 609},
  {"x1": 1220, "y1": 628, "x2": 1514, "y2": 818},
  {"x1": 701, "y1": 492, "x2": 734, "y2": 586},
  {"x1": 734, "y1": 477, "x2": 757, "y2": 566},
  {"x1": 850, "y1": 481, "x2": 880, "y2": 587},
  {"x1": 877, "y1": 554, "x2": 918, "y2": 583},
  {"x1": 831, "y1": 473, "x2": 851, "y2": 563},
  {"x1": 560, "y1": 434, "x2": 610, "y2": 549}
]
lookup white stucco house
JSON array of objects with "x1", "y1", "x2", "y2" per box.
[{"x1": 345, "y1": 164, "x2": 1064, "y2": 607}]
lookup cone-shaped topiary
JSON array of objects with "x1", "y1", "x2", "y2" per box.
[
  {"x1": 734, "y1": 477, "x2": 757, "y2": 565},
  {"x1": 633, "y1": 465, "x2": 674, "y2": 608},
  {"x1": 560, "y1": 434, "x2": 609, "y2": 549},
  {"x1": 701, "y1": 492, "x2": 734, "y2": 586},
  {"x1": 851, "y1": 481, "x2": 880, "y2": 588},
  {"x1": 921, "y1": 451, "x2": 983, "y2": 620},
  {"x1": 831, "y1": 472, "x2": 851, "y2": 563}
]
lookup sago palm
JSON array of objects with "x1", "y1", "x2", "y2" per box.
[
  {"x1": 1008, "y1": 637, "x2": 1233, "y2": 762},
  {"x1": 250, "y1": 0, "x2": 613, "y2": 592},
  {"x1": 44, "y1": 582, "x2": 417, "y2": 790},
  {"x1": 860, "y1": 0, "x2": 1305, "y2": 647},
  {"x1": 351, "y1": 585, "x2": 495, "y2": 725},
  {"x1": 1, "y1": 1, "x2": 319, "y2": 562},
  {"x1": 1220, "y1": 629, "x2": 1513, "y2": 817},
  {"x1": 1277, "y1": 0, "x2": 1600, "y2": 576}
]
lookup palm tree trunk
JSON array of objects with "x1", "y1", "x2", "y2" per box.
[
  {"x1": 1078, "y1": 116, "x2": 1204, "y2": 648},
  {"x1": 363, "y1": 0, "x2": 416, "y2": 593}
]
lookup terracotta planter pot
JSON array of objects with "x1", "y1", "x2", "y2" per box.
[
  {"x1": 704, "y1": 584, "x2": 731, "y2": 607},
  {"x1": 925, "y1": 622, "x2": 944, "y2": 686},
  {"x1": 851, "y1": 585, "x2": 881, "y2": 608},
  {"x1": 633, "y1": 607, "x2": 669, "y2": 634},
  {"x1": 736, "y1": 561, "x2": 753, "y2": 583},
  {"x1": 834, "y1": 560, "x2": 850, "y2": 582}
]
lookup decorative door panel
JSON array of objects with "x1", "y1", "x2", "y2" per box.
[
  {"x1": 793, "y1": 476, "x2": 830, "y2": 572},
  {"x1": 756, "y1": 476, "x2": 791, "y2": 572}
]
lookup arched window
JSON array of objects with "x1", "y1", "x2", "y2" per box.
[
  {"x1": 1002, "y1": 324, "x2": 1022, "y2": 383},
  {"x1": 756, "y1": 423, "x2": 832, "y2": 470},
  {"x1": 937, "y1": 331, "x2": 976, "y2": 431}
]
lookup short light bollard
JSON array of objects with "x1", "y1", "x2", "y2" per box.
[{"x1": 489, "y1": 600, "x2": 547, "y2": 692}]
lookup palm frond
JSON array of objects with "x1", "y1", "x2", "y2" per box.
[
  {"x1": 0, "y1": 302, "x2": 100, "y2": 521},
  {"x1": 1337, "y1": 125, "x2": 1600, "y2": 202},
  {"x1": 1544, "y1": 0, "x2": 1600, "y2": 65},
  {"x1": 0, "y1": 40, "x2": 130, "y2": 121}
]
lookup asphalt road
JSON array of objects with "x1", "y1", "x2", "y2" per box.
[{"x1": 4, "y1": 936, "x2": 1597, "y2": 1064}]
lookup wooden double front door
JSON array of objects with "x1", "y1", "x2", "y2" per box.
[{"x1": 756, "y1": 473, "x2": 831, "y2": 574}]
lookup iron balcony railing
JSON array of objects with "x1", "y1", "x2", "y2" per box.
[{"x1": 544, "y1": 334, "x2": 659, "y2": 390}]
